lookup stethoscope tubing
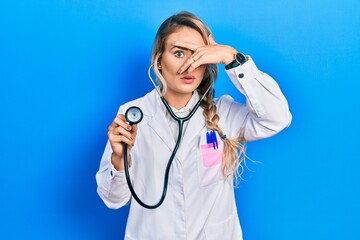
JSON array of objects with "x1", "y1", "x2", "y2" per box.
[
  {"x1": 123, "y1": 96, "x2": 202, "y2": 209},
  {"x1": 122, "y1": 65, "x2": 212, "y2": 209}
]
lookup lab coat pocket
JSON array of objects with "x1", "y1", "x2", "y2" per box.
[
  {"x1": 204, "y1": 212, "x2": 243, "y2": 240},
  {"x1": 198, "y1": 140, "x2": 224, "y2": 187},
  {"x1": 200, "y1": 143, "x2": 223, "y2": 167}
]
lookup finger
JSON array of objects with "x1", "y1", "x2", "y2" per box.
[
  {"x1": 109, "y1": 114, "x2": 129, "y2": 130},
  {"x1": 187, "y1": 59, "x2": 204, "y2": 73},
  {"x1": 108, "y1": 134, "x2": 123, "y2": 143},
  {"x1": 108, "y1": 119, "x2": 120, "y2": 131},
  {"x1": 109, "y1": 133, "x2": 135, "y2": 146},
  {"x1": 108, "y1": 123, "x2": 117, "y2": 132},
  {"x1": 113, "y1": 115, "x2": 132, "y2": 131},
  {"x1": 177, "y1": 55, "x2": 197, "y2": 74},
  {"x1": 117, "y1": 113, "x2": 126, "y2": 119},
  {"x1": 112, "y1": 125, "x2": 133, "y2": 139},
  {"x1": 172, "y1": 41, "x2": 200, "y2": 52},
  {"x1": 178, "y1": 50, "x2": 208, "y2": 74},
  {"x1": 126, "y1": 125, "x2": 138, "y2": 147},
  {"x1": 191, "y1": 48, "x2": 206, "y2": 61},
  {"x1": 108, "y1": 127, "x2": 125, "y2": 142},
  {"x1": 130, "y1": 124, "x2": 138, "y2": 136},
  {"x1": 117, "y1": 135, "x2": 135, "y2": 146},
  {"x1": 187, "y1": 51, "x2": 208, "y2": 73}
]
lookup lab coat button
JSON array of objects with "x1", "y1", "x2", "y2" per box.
[
  {"x1": 238, "y1": 73, "x2": 244, "y2": 78},
  {"x1": 110, "y1": 170, "x2": 113, "y2": 177}
]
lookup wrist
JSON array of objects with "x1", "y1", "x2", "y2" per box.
[
  {"x1": 223, "y1": 46, "x2": 238, "y2": 65},
  {"x1": 111, "y1": 152, "x2": 124, "y2": 171}
]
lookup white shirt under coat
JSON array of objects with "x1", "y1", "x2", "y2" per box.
[{"x1": 96, "y1": 56, "x2": 292, "y2": 240}]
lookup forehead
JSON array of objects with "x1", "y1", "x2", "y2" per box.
[{"x1": 165, "y1": 26, "x2": 205, "y2": 48}]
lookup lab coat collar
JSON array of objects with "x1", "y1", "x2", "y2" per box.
[
  {"x1": 145, "y1": 90, "x2": 176, "y2": 154},
  {"x1": 167, "y1": 90, "x2": 200, "y2": 117}
]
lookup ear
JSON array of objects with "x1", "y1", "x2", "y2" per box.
[{"x1": 157, "y1": 61, "x2": 162, "y2": 70}]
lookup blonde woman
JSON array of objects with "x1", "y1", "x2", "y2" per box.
[{"x1": 96, "y1": 11, "x2": 291, "y2": 239}]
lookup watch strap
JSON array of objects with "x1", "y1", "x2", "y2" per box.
[{"x1": 225, "y1": 52, "x2": 247, "y2": 70}]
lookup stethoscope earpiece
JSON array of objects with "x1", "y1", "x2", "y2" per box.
[{"x1": 125, "y1": 106, "x2": 143, "y2": 125}]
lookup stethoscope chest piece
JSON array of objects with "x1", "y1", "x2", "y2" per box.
[{"x1": 125, "y1": 106, "x2": 143, "y2": 125}]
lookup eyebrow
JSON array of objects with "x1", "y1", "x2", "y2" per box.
[{"x1": 170, "y1": 45, "x2": 191, "y2": 51}]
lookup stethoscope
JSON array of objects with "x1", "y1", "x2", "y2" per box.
[{"x1": 122, "y1": 64, "x2": 212, "y2": 209}]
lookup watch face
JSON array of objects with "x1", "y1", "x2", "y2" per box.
[
  {"x1": 236, "y1": 53, "x2": 246, "y2": 64},
  {"x1": 225, "y1": 52, "x2": 247, "y2": 70}
]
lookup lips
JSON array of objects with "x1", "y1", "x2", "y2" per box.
[{"x1": 180, "y1": 75, "x2": 195, "y2": 84}]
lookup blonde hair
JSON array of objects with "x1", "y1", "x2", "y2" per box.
[{"x1": 151, "y1": 11, "x2": 246, "y2": 184}]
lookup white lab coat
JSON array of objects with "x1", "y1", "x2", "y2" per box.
[{"x1": 96, "y1": 57, "x2": 292, "y2": 240}]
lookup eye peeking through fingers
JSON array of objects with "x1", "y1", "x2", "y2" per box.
[{"x1": 174, "y1": 50, "x2": 185, "y2": 58}]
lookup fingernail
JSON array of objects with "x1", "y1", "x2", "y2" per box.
[{"x1": 127, "y1": 125, "x2": 132, "y2": 130}]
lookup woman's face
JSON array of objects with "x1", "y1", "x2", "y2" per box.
[{"x1": 159, "y1": 26, "x2": 206, "y2": 101}]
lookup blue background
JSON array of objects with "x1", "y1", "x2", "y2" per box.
[{"x1": 1, "y1": 0, "x2": 359, "y2": 239}]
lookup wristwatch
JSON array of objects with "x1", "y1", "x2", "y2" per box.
[{"x1": 225, "y1": 52, "x2": 247, "y2": 70}]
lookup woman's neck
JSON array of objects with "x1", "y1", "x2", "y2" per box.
[{"x1": 164, "y1": 92, "x2": 193, "y2": 110}]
